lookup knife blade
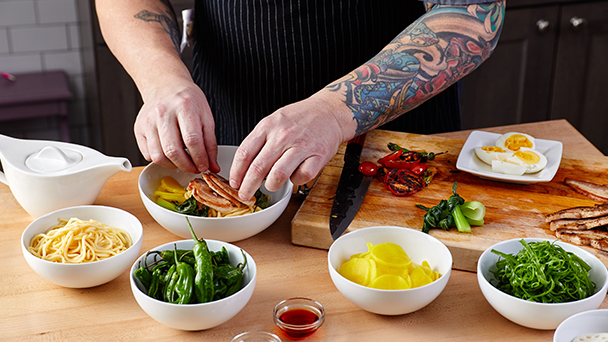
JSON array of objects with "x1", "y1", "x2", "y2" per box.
[{"x1": 330, "y1": 133, "x2": 372, "y2": 240}]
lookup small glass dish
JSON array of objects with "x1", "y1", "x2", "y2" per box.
[
  {"x1": 231, "y1": 331, "x2": 282, "y2": 342},
  {"x1": 273, "y1": 297, "x2": 325, "y2": 339}
]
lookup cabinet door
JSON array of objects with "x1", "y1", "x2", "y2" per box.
[
  {"x1": 551, "y1": 1, "x2": 608, "y2": 154},
  {"x1": 459, "y1": 6, "x2": 559, "y2": 129}
]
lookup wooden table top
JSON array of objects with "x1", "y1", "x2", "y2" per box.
[{"x1": 1, "y1": 119, "x2": 606, "y2": 341}]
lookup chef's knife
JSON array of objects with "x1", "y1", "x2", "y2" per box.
[{"x1": 330, "y1": 133, "x2": 372, "y2": 240}]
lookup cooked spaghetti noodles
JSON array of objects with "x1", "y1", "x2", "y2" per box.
[
  {"x1": 207, "y1": 205, "x2": 263, "y2": 217},
  {"x1": 27, "y1": 218, "x2": 132, "y2": 263}
]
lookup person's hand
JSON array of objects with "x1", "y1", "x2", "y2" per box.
[
  {"x1": 134, "y1": 79, "x2": 220, "y2": 174},
  {"x1": 229, "y1": 94, "x2": 356, "y2": 201}
]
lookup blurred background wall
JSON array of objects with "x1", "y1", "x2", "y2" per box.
[
  {"x1": 0, "y1": 0, "x2": 95, "y2": 145},
  {"x1": 0, "y1": 0, "x2": 191, "y2": 166}
]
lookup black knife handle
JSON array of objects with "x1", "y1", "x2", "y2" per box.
[{"x1": 344, "y1": 134, "x2": 367, "y2": 164}]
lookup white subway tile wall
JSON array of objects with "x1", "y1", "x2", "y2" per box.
[{"x1": 0, "y1": 0, "x2": 89, "y2": 143}]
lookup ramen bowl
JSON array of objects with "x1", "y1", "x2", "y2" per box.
[
  {"x1": 138, "y1": 146, "x2": 292, "y2": 242},
  {"x1": 21, "y1": 205, "x2": 143, "y2": 288}
]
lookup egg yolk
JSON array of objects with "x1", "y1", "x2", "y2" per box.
[
  {"x1": 503, "y1": 134, "x2": 533, "y2": 151},
  {"x1": 481, "y1": 146, "x2": 507, "y2": 153},
  {"x1": 512, "y1": 150, "x2": 540, "y2": 165}
]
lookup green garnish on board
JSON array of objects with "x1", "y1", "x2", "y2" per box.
[{"x1": 490, "y1": 240, "x2": 596, "y2": 303}]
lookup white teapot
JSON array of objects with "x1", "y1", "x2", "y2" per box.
[{"x1": 0, "y1": 134, "x2": 132, "y2": 217}]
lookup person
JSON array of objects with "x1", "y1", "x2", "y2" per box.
[{"x1": 96, "y1": 0, "x2": 505, "y2": 201}]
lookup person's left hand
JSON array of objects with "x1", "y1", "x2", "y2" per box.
[{"x1": 229, "y1": 93, "x2": 356, "y2": 201}]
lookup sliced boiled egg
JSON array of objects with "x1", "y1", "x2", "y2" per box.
[
  {"x1": 491, "y1": 160, "x2": 526, "y2": 176},
  {"x1": 495, "y1": 132, "x2": 535, "y2": 151},
  {"x1": 505, "y1": 147, "x2": 547, "y2": 173},
  {"x1": 474, "y1": 146, "x2": 513, "y2": 165}
]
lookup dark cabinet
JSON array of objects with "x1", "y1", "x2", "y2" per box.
[
  {"x1": 551, "y1": 1, "x2": 608, "y2": 153},
  {"x1": 460, "y1": 0, "x2": 608, "y2": 154}
]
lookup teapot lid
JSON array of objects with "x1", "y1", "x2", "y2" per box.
[{"x1": 25, "y1": 146, "x2": 83, "y2": 173}]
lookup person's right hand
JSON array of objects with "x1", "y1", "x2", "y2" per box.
[{"x1": 134, "y1": 78, "x2": 220, "y2": 174}]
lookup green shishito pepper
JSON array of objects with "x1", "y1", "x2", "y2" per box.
[
  {"x1": 134, "y1": 266, "x2": 153, "y2": 289},
  {"x1": 148, "y1": 267, "x2": 165, "y2": 301},
  {"x1": 149, "y1": 249, "x2": 196, "y2": 267},
  {"x1": 187, "y1": 218, "x2": 215, "y2": 303},
  {"x1": 212, "y1": 250, "x2": 247, "y2": 300},
  {"x1": 163, "y1": 244, "x2": 195, "y2": 304},
  {"x1": 162, "y1": 264, "x2": 177, "y2": 302}
]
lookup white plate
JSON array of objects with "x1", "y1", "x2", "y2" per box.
[{"x1": 456, "y1": 130, "x2": 563, "y2": 184}]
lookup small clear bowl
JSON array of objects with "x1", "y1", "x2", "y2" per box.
[
  {"x1": 231, "y1": 331, "x2": 282, "y2": 342},
  {"x1": 273, "y1": 297, "x2": 325, "y2": 339}
]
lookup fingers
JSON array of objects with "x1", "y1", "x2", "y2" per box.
[
  {"x1": 232, "y1": 143, "x2": 327, "y2": 201},
  {"x1": 230, "y1": 126, "x2": 332, "y2": 201},
  {"x1": 157, "y1": 115, "x2": 198, "y2": 172},
  {"x1": 133, "y1": 85, "x2": 219, "y2": 174},
  {"x1": 232, "y1": 93, "x2": 355, "y2": 200},
  {"x1": 176, "y1": 104, "x2": 219, "y2": 173},
  {"x1": 229, "y1": 134, "x2": 267, "y2": 199}
]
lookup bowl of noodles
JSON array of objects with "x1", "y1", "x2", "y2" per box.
[
  {"x1": 138, "y1": 145, "x2": 293, "y2": 242},
  {"x1": 21, "y1": 205, "x2": 144, "y2": 288}
]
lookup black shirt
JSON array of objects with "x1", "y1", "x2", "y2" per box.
[{"x1": 192, "y1": 0, "x2": 460, "y2": 145}]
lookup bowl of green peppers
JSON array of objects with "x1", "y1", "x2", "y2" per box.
[
  {"x1": 129, "y1": 220, "x2": 257, "y2": 331},
  {"x1": 477, "y1": 238, "x2": 608, "y2": 330}
]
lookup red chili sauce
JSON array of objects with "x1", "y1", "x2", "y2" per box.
[{"x1": 278, "y1": 308, "x2": 319, "y2": 338}]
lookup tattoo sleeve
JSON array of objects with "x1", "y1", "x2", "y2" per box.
[
  {"x1": 134, "y1": 0, "x2": 180, "y2": 52},
  {"x1": 326, "y1": 1, "x2": 505, "y2": 135}
]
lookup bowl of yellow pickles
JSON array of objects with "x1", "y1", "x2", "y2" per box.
[{"x1": 328, "y1": 226, "x2": 452, "y2": 315}]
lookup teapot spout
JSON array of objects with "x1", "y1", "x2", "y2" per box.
[
  {"x1": 111, "y1": 157, "x2": 132, "y2": 173},
  {"x1": 99, "y1": 157, "x2": 133, "y2": 177}
]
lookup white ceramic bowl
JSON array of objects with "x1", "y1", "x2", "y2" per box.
[
  {"x1": 328, "y1": 226, "x2": 453, "y2": 315},
  {"x1": 21, "y1": 205, "x2": 143, "y2": 288},
  {"x1": 130, "y1": 239, "x2": 257, "y2": 331},
  {"x1": 477, "y1": 238, "x2": 608, "y2": 330},
  {"x1": 554, "y1": 309, "x2": 608, "y2": 342},
  {"x1": 138, "y1": 145, "x2": 292, "y2": 242}
]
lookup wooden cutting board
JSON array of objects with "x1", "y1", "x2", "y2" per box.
[{"x1": 291, "y1": 129, "x2": 608, "y2": 272}]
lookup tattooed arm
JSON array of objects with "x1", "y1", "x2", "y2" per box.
[
  {"x1": 96, "y1": 0, "x2": 220, "y2": 174},
  {"x1": 330, "y1": 1, "x2": 506, "y2": 135},
  {"x1": 230, "y1": 1, "x2": 505, "y2": 200}
]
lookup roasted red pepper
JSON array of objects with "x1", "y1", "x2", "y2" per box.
[
  {"x1": 383, "y1": 169, "x2": 425, "y2": 196},
  {"x1": 410, "y1": 163, "x2": 428, "y2": 176},
  {"x1": 379, "y1": 150, "x2": 422, "y2": 170},
  {"x1": 377, "y1": 149, "x2": 403, "y2": 166}
]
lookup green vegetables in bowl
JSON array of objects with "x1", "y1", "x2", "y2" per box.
[
  {"x1": 489, "y1": 239, "x2": 596, "y2": 303},
  {"x1": 133, "y1": 219, "x2": 247, "y2": 304}
]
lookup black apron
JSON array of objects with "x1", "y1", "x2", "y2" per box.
[{"x1": 192, "y1": 0, "x2": 460, "y2": 145}]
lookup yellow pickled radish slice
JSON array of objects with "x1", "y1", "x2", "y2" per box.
[
  {"x1": 154, "y1": 190, "x2": 187, "y2": 203},
  {"x1": 339, "y1": 257, "x2": 377, "y2": 286},
  {"x1": 420, "y1": 261, "x2": 434, "y2": 277},
  {"x1": 410, "y1": 266, "x2": 434, "y2": 288},
  {"x1": 160, "y1": 176, "x2": 186, "y2": 194},
  {"x1": 350, "y1": 247, "x2": 371, "y2": 260},
  {"x1": 370, "y1": 274, "x2": 412, "y2": 290},
  {"x1": 370, "y1": 242, "x2": 411, "y2": 268},
  {"x1": 374, "y1": 262, "x2": 407, "y2": 279},
  {"x1": 420, "y1": 260, "x2": 442, "y2": 281}
]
